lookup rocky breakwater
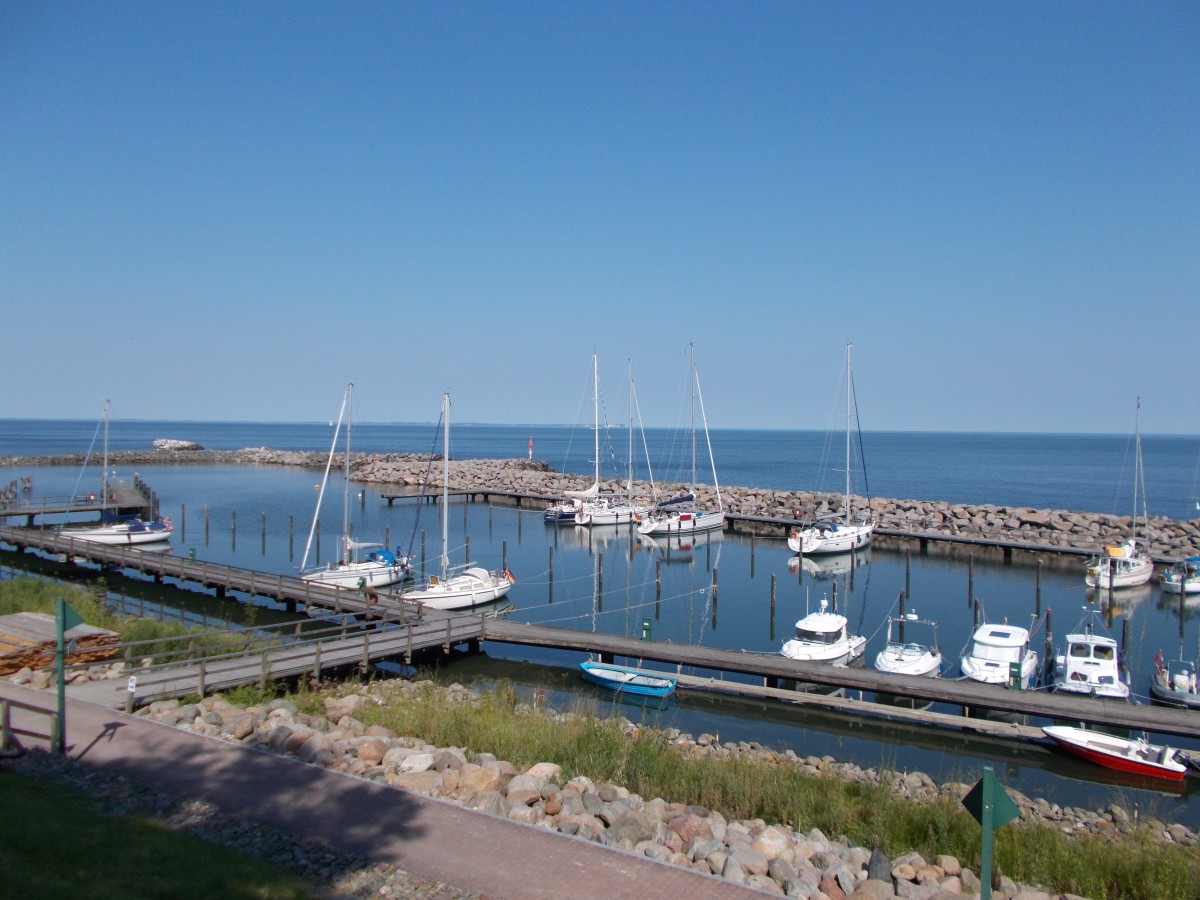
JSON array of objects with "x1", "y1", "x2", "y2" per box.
[
  {"x1": 135, "y1": 680, "x2": 1197, "y2": 899},
  {"x1": 7, "y1": 447, "x2": 1197, "y2": 559},
  {"x1": 348, "y1": 454, "x2": 1200, "y2": 560}
]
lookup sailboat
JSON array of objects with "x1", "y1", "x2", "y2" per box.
[
  {"x1": 577, "y1": 358, "x2": 651, "y2": 527},
  {"x1": 789, "y1": 343, "x2": 874, "y2": 556},
  {"x1": 300, "y1": 384, "x2": 411, "y2": 589},
  {"x1": 403, "y1": 392, "x2": 516, "y2": 610},
  {"x1": 1085, "y1": 400, "x2": 1154, "y2": 590},
  {"x1": 64, "y1": 400, "x2": 174, "y2": 546},
  {"x1": 636, "y1": 345, "x2": 725, "y2": 537}
]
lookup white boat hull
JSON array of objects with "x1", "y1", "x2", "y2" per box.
[
  {"x1": 576, "y1": 501, "x2": 645, "y2": 526},
  {"x1": 64, "y1": 520, "x2": 174, "y2": 545},
  {"x1": 637, "y1": 509, "x2": 724, "y2": 536},
  {"x1": 781, "y1": 636, "x2": 866, "y2": 666},
  {"x1": 787, "y1": 521, "x2": 874, "y2": 556},
  {"x1": 1086, "y1": 554, "x2": 1154, "y2": 590},
  {"x1": 961, "y1": 652, "x2": 1039, "y2": 688},
  {"x1": 301, "y1": 558, "x2": 410, "y2": 589},
  {"x1": 403, "y1": 567, "x2": 513, "y2": 611},
  {"x1": 875, "y1": 645, "x2": 942, "y2": 678}
]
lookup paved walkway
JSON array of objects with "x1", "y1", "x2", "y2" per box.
[{"x1": 0, "y1": 683, "x2": 764, "y2": 898}]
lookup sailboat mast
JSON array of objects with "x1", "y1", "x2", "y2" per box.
[
  {"x1": 1134, "y1": 398, "x2": 1145, "y2": 539},
  {"x1": 845, "y1": 343, "x2": 852, "y2": 526},
  {"x1": 441, "y1": 392, "x2": 451, "y2": 579},
  {"x1": 101, "y1": 399, "x2": 110, "y2": 507},
  {"x1": 592, "y1": 354, "x2": 600, "y2": 489},
  {"x1": 690, "y1": 342, "x2": 697, "y2": 486},
  {"x1": 343, "y1": 383, "x2": 353, "y2": 559},
  {"x1": 626, "y1": 359, "x2": 633, "y2": 499}
]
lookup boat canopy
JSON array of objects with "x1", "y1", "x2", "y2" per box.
[
  {"x1": 655, "y1": 492, "x2": 695, "y2": 510},
  {"x1": 564, "y1": 483, "x2": 600, "y2": 499}
]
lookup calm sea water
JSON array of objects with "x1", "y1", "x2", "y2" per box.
[
  {"x1": 3, "y1": 419, "x2": 1200, "y2": 824},
  {"x1": 3, "y1": 418, "x2": 1199, "y2": 519}
]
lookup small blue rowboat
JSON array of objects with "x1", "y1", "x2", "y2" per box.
[{"x1": 579, "y1": 661, "x2": 677, "y2": 698}]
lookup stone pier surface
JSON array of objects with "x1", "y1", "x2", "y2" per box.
[{"x1": 4, "y1": 448, "x2": 1199, "y2": 558}]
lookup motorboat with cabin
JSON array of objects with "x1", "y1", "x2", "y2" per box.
[
  {"x1": 780, "y1": 597, "x2": 866, "y2": 667},
  {"x1": 959, "y1": 621, "x2": 1039, "y2": 689},
  {"x1": 1051, "y1": 612, "x2": 1129, "y2": 700}
]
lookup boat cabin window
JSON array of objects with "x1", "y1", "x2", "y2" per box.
[
  {"x1": 1093, "y1": 645, "x2": 1114, "y2": 661},
  {"x1": 1069, "y1": 644, "x2": 1089, "y2": 658},
  {"x1": 795, "y1": 627, "x2": 844, "y2": 644}
]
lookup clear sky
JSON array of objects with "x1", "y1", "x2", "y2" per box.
[{"x1": 2, "y1": 2, "x2": 1197, "y2": 433}]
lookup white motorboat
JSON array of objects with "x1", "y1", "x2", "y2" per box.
[
  {"x1": 637, "y1": 345, "x2": 725, "y2": 537},
  {"x1": 299, "y1": 384, "x2": 411, "y2": 590},
  {"x1": 960, "y1": 621, "x2": 1039, "y2": 689},
  {"x1": 1042, "y1": 726, "x2": 1192, "y2": 782},
  {"x1": 781, "y1": 598, "x2": 866, "y2": 666},
  {"x1": 788, "y1": 344, "x2": 874, "y2": 556},
  {"x1": 403, "y1": 393, "x2": 515, "y2": 610},
  {"x1": 1084, "y1": 401, "x2": 1154, "y2": 590},
  {"x1": 874, "y1": 611, "x2": 942, "y2": 678},
  {"x1": 1052, "y1": 613, "x2": 1130, "y2": 700}
]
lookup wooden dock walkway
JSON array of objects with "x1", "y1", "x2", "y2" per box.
[
  {"x1": 68, "y1": 610, "x2": 487, "y2": 709},
  {"x1": 0, "y1": 524, "x2": 421, "y2": 620},
  {"x1": 481, "y1": 619, "x2": 1200, "y2": 741},
  {"x1": 0, "y1": 481, "x2": 155, "y2": 525}
]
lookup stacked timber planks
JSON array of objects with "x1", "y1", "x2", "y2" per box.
[{"x1": 0, "y1": 613, "x2": 120, "y2": 675}]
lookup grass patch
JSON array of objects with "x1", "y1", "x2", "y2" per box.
[
  {"x1": 0, "y1": 577, "x2": 269, "y2": 663},
  {"x1": 0, "y1": 770, "x2": 314, "y2": 899},
  {"x1": 299, "y1": 678, "x2": 1200, "y2": 900}
]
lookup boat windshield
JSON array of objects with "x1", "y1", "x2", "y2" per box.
[
  {"x1": 795, "y1": 627, "x2": 844, "y2": 644},
  {"x1": 970, "y1": 641, "x2": 1022, "y2": 663}
]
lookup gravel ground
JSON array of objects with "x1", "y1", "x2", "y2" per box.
[{"x1": 2, "y1": 750, "x2": 483, "y2": 899}]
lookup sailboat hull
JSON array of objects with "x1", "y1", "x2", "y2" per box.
[
  {"x1": 65, "y1": 520, "x2": 174, "y2": 545},
  {"x1": 787, "y1": 521, "x2": 874, "y2": 555},
  {"x1": 637, "y1": 509, "x2": 724, "y2": 536},
  {"x1": 300, "y1": 558, "x2": 409, "y2": 589},
  {"x1": 403, "y1": 568, "x2": 513, "y2": 610}
]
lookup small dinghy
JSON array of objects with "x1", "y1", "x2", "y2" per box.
[{"x1": 579, "y1": 661, "x2": 677, "y2": 698}]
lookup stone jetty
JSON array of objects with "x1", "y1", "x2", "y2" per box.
[
  {"x1": 5, "y1": 448, "x2": 1199, "y2": 559},
  {"x1": 129, "y1": 678, "x2": 1196, "y2": 899}
]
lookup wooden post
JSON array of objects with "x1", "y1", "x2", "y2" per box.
[
  {"x1": 769, "y1": 574, "x2": 776, "y2": 641},
  {"x1": 899, "y1": 589, "x2": 906, "y2": 643},
  {"x1": 905, "y1": 550, "x2": 911, "y2": 600},
  {"x1": 205, "y1": 505, "x2": 210, "y2": 544},
  {"x1": 465, "y1": 535, "x2": 470, "y2": 566},
  {"x1": 598, "y1": 553, "x2": 604, "y2": 597},
  {"x1": 385, "y1": 525, "x2": 390, "y2": 551},
  {"x1": 421, "y1": 530, "x2": 426, "y2": 577},
  {"x1": 362, "y1": 633, "x2": 370, "y2": 672},
  {"x1": 502, "y1": 539, "x2": 507, "y2": 571},
  {"x1": 313, "y1": 644, "x2": 322, "y2": 681},
  {"x1": 967, "y1": 554, "x2": 973, "y2": 607},
  {"x1": 232, "y1": 509, "x2": 237, "y2": 552},
  {"x1": 261, "y1": 511, "x2": 266, "y2": 555},
  {"x1": 655, "y1": 559, "x2": 662, "y2": 603},
  {"x1": 1035, "y1": 561, "x2": 1042, "y2": 616}
]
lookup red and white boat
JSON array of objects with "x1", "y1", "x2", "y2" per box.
[{"x1": 1042, "y1": 725, "x2": 1194, "y2": 782}]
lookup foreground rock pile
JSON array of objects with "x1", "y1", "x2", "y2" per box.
[
  {"x1": 7, "y1": 447, "x2": 1195, "y2": 559},
  {"x1": 135, "y1": 679, "x2": 1196, "y2": 899}
]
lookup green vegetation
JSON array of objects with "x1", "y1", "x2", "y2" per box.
[
  {"x1": 0, "y1": 772, "x2": 315, "y2": 900},
  {"x1": 0, "y1": 577, "x2": 267, "y2": 663},
  {"x1": 294, "y1": 679, "x2": 1200, "y2": 900}
]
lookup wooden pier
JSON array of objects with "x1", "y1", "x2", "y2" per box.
[
  {"x1": 4, "y1": 519, "x2": 1198, "y2": 743},
  {"x1": 0, "y1": 524, "x2": 421, "y2": 621},
  {"x1": 0, "y1": 479, "x2": 157, "y2": 526}
]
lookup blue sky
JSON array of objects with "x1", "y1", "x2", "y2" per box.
[{"x1": 2, "y1": 2, "x2": 1197, "y2": 433}]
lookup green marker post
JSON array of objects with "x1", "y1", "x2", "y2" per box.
[
  {"x1": 55, "y1": 597, "x2": 84, "y2": 755},
  {"x1": 962, "y1": 765, "x2": 1020, "y2": 899}
]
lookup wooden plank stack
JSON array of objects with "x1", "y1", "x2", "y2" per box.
[{"x1": 0, "y1": 613, "x2": 120, "y2": 675}]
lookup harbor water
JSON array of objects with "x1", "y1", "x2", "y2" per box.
[{"x1": 2, "y1": 420, "x2": 1200, "y2": 826}]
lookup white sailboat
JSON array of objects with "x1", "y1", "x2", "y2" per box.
[
  {"x1": 636, "y1": 345, "x2": 724, "y2": 537},
  {"x1": 300, "y1": 384, "x2": 411, "y2": 590},
  {"x1": 64, "y1": 400, "x2": 174, "y2": 546},
  {"x1": 789, "y1": 343, "x2": 874, "y2": 556},
  {"x1": 1085, "y1": 400, "x2": 1154, "y2": 590},
  {"x1": 576, "y1": 358, "x2": 651, "y2": 527},
  {"x1": 403, "y1": 392, "x2": 516, "y2": 610}
]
